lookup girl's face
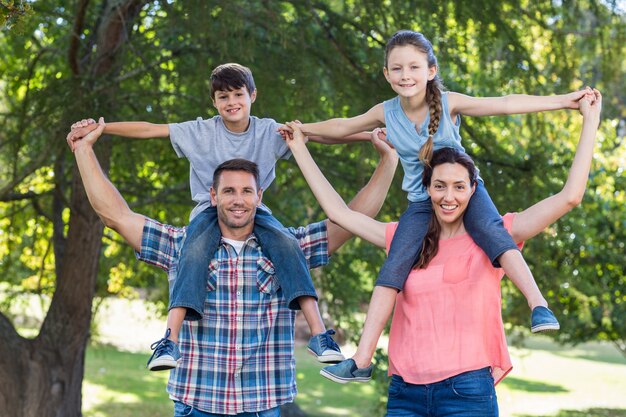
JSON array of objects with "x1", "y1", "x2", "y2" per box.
[
  {"x1": 427, "y1": 162, "x2": 476, "y2": 226},
  {"x1": 383, "y1": 45, "x2": 437, "y2": 99}
]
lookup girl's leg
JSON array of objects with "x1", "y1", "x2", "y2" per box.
[
  {"x1": 375, "y1": 201, "x2": 433, "y2": 289},
  {"x1": 465, "y1": 182, "x2": 558, "y2": 332}
]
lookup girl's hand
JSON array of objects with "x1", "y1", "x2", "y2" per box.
[{"x1": 370, "y1": 128, "x2": 398, "y2": 160}]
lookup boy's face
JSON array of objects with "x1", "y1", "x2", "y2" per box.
[{"x1": 212, "y1": 87, "x2": 257, "y2": 132}]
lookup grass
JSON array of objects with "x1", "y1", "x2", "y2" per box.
[
  {"x1": 83, "y1": 337, "x2": 626, "y2": 417},
  {"x1": 76, "y1": 299, "x2": 626, "y2": 416}
]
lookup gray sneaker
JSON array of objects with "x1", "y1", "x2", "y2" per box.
[
  {"x1": 307, "y1": 329, "x2": 344, "y2": 363},
  {"x1": 320, "y1": 358, "x2": 373, "y2": 384},
  {"x1": 147, "y1": 328, "x2": 181, "y2": 371},
  {"x1": 531, "y1": 306, "x2": 560, "y2": 333}
]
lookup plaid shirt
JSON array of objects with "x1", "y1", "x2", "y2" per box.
[{"x1": 136, "y1": 218, "x2": 329, "y2": 414}]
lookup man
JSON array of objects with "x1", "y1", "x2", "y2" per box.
[{"x1": 68, "y1": 118, "x2": 398, "y2": 416}]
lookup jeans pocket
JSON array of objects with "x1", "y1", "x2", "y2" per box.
[
  {"x1": 173, "y1": 401, "x2": 194, "y2": 417},
  {"x1": 451, "y1": 370, "x2": 494, "y2": 400},
  {"x1": 388, "y1": 374, "x2": 408, "y2": 398}
]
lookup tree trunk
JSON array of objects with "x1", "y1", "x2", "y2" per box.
[{"x1": 0, "y1": 1, "x2": 148, "y2": 415}]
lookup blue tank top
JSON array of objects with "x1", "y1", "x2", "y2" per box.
[{"x1": 383, "y1": 92, "x2": 464, "y2": 202}]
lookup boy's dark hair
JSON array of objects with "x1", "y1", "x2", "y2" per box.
[
  {"x1": 210, "y1": 63, "x2": 256, "y2": 99},
  {"x1": 213, "y1": 158, "x2": 260, "y2": 190}
]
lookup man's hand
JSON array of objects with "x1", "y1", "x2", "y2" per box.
[
  {"x1": 66, "y1": 117, "x2": 106, "y2": 152},
  {"x1": 370, "y1": 127, "x2": 397, "y2": 159},
  {"x1": 67, "y1": 118, "x2": 100, "y2": 151}
]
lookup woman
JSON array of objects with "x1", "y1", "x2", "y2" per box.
[{"x1": 285, "y1": 89, "x2": 601, "y2": 416}]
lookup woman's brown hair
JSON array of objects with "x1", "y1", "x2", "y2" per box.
[{"x1": 413, "y1": 148, "x2": 478, "y2": 269}]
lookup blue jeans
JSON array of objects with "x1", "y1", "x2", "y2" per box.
[
  {"x1": 386, "y1": 368, "x2": 498, "y2": 417},
  {"x1": 173, "y1": 401, "x2": 280, "y2": 417},
  {"x1": 170, "y1": 206, "x2": 317, "y2": 320},
  {"x1": 375, "y1": 181, "x2": 518, "y2": 290}
]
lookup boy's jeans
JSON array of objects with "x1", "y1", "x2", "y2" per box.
[
  {"x1": 376, "y1": 181, "x2": 518, "y2": 290},
  {"x1": 170, "y1": 206, "x2": 317, "y2": 320},
  {"x1": 385, "y1": 367, "x2": 498, "y2": 417},
  {"x1": 174, "y1": 401, "x2": 280, "y2": 417}
]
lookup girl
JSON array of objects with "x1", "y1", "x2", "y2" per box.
[
  {"x1": 287, "y1": 88, "x2": 600, "y2": 415},
  {"x1": 292, "y1": 30, "x2": 592, "y2": 379}
]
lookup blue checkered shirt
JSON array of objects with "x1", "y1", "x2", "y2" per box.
[{"x1": 136, "y1": 218, "x2": 329, "y2": 414}]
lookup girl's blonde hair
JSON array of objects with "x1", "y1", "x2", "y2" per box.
[{"x1": 384, "y1": 30, "x2": 444, "y2": 167}]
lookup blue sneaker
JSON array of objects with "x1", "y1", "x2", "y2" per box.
[
  {"x1": 147, "y1": 328, "x2": 181, "y2": 371},
  {"x1": 307, "y1": 329, "x2": 344, "y2": 363},
  {"x1": 531, "y1": 306, "x2": 560, "y2": 333},
  {"x1": 320, "y1": 358, "x2": 373, "y2": 384}
]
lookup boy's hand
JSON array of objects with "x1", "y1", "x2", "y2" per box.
[
  {"x1": 277, "y1": 122, "x2": 296, "y2": 140},
  {"x1": 563, "y1": 86, "x2": 594, "y2": 109},
  {"x1": 66, "y1": 117, "x2": 106, "y2": 152},
  {"x1": 284, "y1": 121, "x2": 307, "y2": 147},
  {"x1": 68, "y1": 118, "x2": 101, "y2": 151}
]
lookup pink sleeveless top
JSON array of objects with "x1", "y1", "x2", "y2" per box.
[{"x1": 386, "y1": 213, "x2": 518, "y2": 385}]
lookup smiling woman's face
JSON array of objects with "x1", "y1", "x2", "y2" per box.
[{"x1": 427, "y1": 162, "x2": 476, "y2": 226}]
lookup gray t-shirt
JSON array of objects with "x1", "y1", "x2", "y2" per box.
[{"x1": 169, "y1": 115, "x2": 291, "y2": 220}]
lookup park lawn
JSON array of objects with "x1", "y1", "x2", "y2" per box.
[
  {"x1": 83, "y1": 337, "x2": 626, "y2": 417},
  {"x1": 82, "y1": 345, "x2": 379, "y2": 417}
]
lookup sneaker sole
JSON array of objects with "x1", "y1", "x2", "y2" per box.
[
  {"x1": 306, "y1": 348, "x2": 345, "y2": 364},
  {"x1": 148, "y1": 358, "x2": 179, "y2": 371},
  {"x1": 531, "y1": 323, "x2": 560, "y2": 333},
  {"x1": 319, "y1": 368, "x2": 371, "y2": 384}
]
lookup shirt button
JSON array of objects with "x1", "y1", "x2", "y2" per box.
[
  {"x1": 237, "y1": 291, "x2": 242, "y2": 296},
  {"x1": 234, "y1": 372, "x2": 240, "y2": 378}
]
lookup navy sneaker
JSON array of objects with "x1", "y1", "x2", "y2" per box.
[
  {"x1": 307, "y1": 329, "x2": 344, "y2": 363},
  {"x1": 147, "y1": 328, "x2": 181, "y2": 371},
  {"x1": 320, "y1": 358, "x2": 373, "y2": 384},
  {"x1": 531, "y1": 306, "x2": 560, "y2": 333}
]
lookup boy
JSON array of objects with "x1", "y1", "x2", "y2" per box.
[{"x1": 70, "y1": 63, "x2": 350, "y2": 371}]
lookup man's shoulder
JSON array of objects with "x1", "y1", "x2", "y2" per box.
[{"x1": 286, "y1": 221, "x2": 327, "y2": 246}]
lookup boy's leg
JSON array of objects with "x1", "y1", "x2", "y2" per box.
[
  {"x1": 375, "y1": 200, "x2": 433, "y2": 289},
  {"x1": 148, "y1": 207, "x2": 220, "y2": 371},
  {"x1": 254, "y1": 209, "x2": 342, "y2": 362},
  {"x1": 465, "y1": 182, "x2": 559, "y2": 333},
  {"x1": 170, "y1": 207, "x2": 220, "y2": 320},
  {"x1": 253, "y1": 208, "x2": 318, "y2": 309},
  {"x1": 147, "y1": 308, "x2": 185, "y2": 371},
  {"x1": 300, "y1": 296, "x2": 344, "y2": 363}
]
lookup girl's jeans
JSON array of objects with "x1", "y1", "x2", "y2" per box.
[
  {"x1": 376, "y1": 181, "x2": 518, "y2": 290},
  {"x1": 170, "y1": 206, "x2": 317, "y2": 320},
  {"x1": 386, "y1": 367, "x2": 498, "y2": 417}
]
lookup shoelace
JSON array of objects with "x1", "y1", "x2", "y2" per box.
[
  {"x1": 147, "y1": 328, "x2": 173, "y2": 366},
  {"x1": 321, "y1": 329, "x2": 340, "y2": 351}
]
